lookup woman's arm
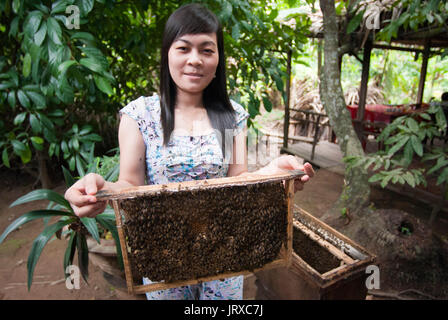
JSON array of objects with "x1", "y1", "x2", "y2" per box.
[
  {"x1": 65, "y1": 114, "x2": 146, "y2": 217},
  {"x1": 227, "y1": 127, "x2": 314, "y2": 192}
]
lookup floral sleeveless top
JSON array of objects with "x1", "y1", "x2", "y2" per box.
[{"x1": 119, "y1": 95, "x2": 249, "y2": 185}]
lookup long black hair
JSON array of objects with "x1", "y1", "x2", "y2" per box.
[{"x1": 159, "y1": 3, "x2": 236, "y2": 157}]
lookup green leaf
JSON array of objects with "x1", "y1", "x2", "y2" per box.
[
  {"x1": 232, "y1": 24, "x2": 240, "y2": 41},
  {"x1": 347, "y1": 11, "x2": 364, "y2": 34},
  {"x1": 96, "y1": 214, "x2": 123, "y2": 270},
  {"x1": 2, "y1": 148, "x2": 10, "y2": 168},
  {"x1": 403, "y1": 140, "x2": 414, "y2": 165},
  {"x1": 436, "y1": 167, "x2": 448, "y2": 186},
  {"x1": 410, "y1": 135, "x2": 423, "y2": 157},
  {"x1": 17, "y1": 90, "x2": 31, "y2": 108},
  {"x1": 24, "y1": 11, "x2": 43, "y2": 37},
  {"x1": 80, "y1": 58, "x2": 104, "y2": 73},
  {"x1": 0, "y1": 210, "x2": 73, "y2": 244},
  {"x1": 27, "y1": 219, "x2": 73, "y2": 290},
  {"x1": 12, "y1": 0, "x2": 21, "y2": 14},
  {"x1": 387, "y1": 136, "x2": 409, "y2": 156},
  {"x1": 402, "y1": 172, "x2": 416, "y2": 188},
  {"x1": 23, "y1": 53, "x2": 32, "y2": 77},
  {"x1": 34, "y1": 22, "x2": 47, "y2": 46},
  {"x1": 14, "y1": 112, "x2": 27, "y2": 126},
  {"x1": 26, "y1": 91, "x2": 46, "y2": 108},
  {"x1": 58, "y1": 60, "x2": 77, "y2": 75},
  {"x1": 11, "y1": 139, "x2": 27, "y2": 156},
  {"x1": 262, "y1": 96, "x2": 272, "y2": 112},
  {"x1": 71, "y1": 32, "x2": 95, "y2": 42},
  {"x1": 64, "y1": 232, "x2": 77, "y2": 277},
  {"x1": 76, "y1": 0, "x2": 94, "y2": 15},
  {"x1": 29, "y1": 113, "x2": 42, "y2": 134},
  {"x1": 406, "y1": 118, "x2": 419, "y2": 133},
  {"x1": 9, "y1": 189, "x2": 73, "y2": 212},
  {"x1": 8, "y1": 91, "x2": 16, "y2": 108},
  {"x1": 31, "y1": 136, "x2": 44, "y2": 144},
  {"x1": 9, "y1": 16, "x2": 20, "y2": 37},
  {"x1": 47, "y1": 17, "x2": 62, "y2": 45},
  {"x1": 76, "y1": 233, "x2": 89, "y2": 283},
  {"x1": 61, "y1": 165, "x2": 76, "y2": 188},
  {"x1": 80, "y1": 217, "x2": 100, "y2": 244},
  {"x1": 93, "y1": 74, "x2": 113, "y2": 95}
]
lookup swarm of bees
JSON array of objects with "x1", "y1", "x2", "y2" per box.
[{"x1": 119, "y1": 181, "x2": 288, "y2": 283}]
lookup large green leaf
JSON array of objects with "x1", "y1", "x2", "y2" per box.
[
  {"x1": 9, "y1": 189, "x2": 73, "y2": 212},
  {"x1": 76, "y1": 233, "x2": 89, "y2": 283},
  {"x1": 34, "y1": 20, "x2": 47, "y2": 46},
  {"x1": 0, "y1": 210, "x2": 73, "y2": 244},
  {"x1": 61, "y1": 165, "x2": 76, "y2": 188},
  {"x1": 96, "y1": 213, "x2": 123, "y2": 270},
  {"x1": 80, "y1": 217, "x2": 100, "y2": 244},
  {"x1": 26, "y1": 91, "x2": 46, "y2": 109},
  {"x1": 17, "y1": 90, "x2": 30, "y2": 109},
  {"x1": 80, "y1": 58, "x2": 104, "y2": 73},
  {"x1": 47, "y1": 17, "x2": 62, "y2": 45},
  {"x1": 58, "y1": 60, "x2": 77, "y2": 75},
  {"x1": 93, "y1": 74, "x2": 113, "y2": 95},
  {"x1": 23, "y1": 53, "x2": 32, "y2": 77},
  {"x1": 27, "y1": 219, "x2": 73, "y2": 290},
  {"x1": 63, "y1": 232, "x2": 77, "y2": 277}
]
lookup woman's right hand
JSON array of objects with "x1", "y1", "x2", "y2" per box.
[{"x1": 64, "y1": 173, "x2": 108, "y2": 218}]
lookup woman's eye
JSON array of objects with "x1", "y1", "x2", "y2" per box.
[
  {"x1": 203, "y1": 49, "x2": 214, "y2": 54},
  {"x1": 177, "y1": 47, "x2": 188, "y2": 51}
]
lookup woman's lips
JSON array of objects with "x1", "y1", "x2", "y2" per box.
[{"x1": 184, "y1": 73, "x2": 203, "y2": 78}]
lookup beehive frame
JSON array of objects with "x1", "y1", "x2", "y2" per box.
[{"x1": 96, "y1": 172, "x2": 301, "y2": 295}]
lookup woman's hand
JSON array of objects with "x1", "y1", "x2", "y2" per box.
[
  {"x1": 64, "y1": 173, "x2": 108, "y2": 218},
  {"x1": 259, "y1": 155, "x2": 315, "y2": 193}
]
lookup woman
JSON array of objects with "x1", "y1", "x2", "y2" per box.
[{"x1": 64, "y1": 3, "x2": 314, "y2": 300}]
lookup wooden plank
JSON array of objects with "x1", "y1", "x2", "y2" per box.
[
  {"x1": 285, "y1": 179, "x2": 295, "y2": 268},
  {"x1": 293, "y1": 220, "x2": 356, "y2": 265},
  {"x1": 132, "y1": 257, "x2": 287, "y2": 294},
  {"x1": 96, "y1": 171, "x2": 304, "y2": 201},
  {"x1": 112, "y1": 200, "x2": 135, "y2": 295},
  {"x1": 294, "y1": 205, "x2": 375, "y2": 261},
  {"x1": 282, "y1": 141, "x2": 343, "y2": 169}
]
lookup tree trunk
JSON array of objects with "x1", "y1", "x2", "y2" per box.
[
  {"x1": 318, "y1": 0, "x2": 370, "y2": 218},
  {"x1": 37, "y1": 150, "x2": 53, "y2": 189}
]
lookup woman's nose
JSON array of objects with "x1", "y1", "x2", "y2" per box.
[{"x1": 187, "y1": 50, "x2": 202, "y2": 66}]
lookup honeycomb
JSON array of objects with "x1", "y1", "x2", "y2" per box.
[{"x1": 119, "y1": 181, "x2": 288, "y2": 283}]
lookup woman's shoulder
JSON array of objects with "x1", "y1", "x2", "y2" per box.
[
  {"x1": 120, "y1": 94, "x2": 160, "y2": 121},
  {"x1": 229, "y1": 99, "x2": 249, "y2": 121}
]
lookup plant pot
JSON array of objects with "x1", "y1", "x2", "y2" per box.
[{"x1": 87, "y1": 237, "x2": 127, "y2": 289}]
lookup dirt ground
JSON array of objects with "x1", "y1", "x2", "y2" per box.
[{"x1": 1, "y1": 163, "x2": 447, "y2": 300}]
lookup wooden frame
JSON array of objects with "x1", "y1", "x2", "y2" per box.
[{"x1": 96, "y1": 171, "x2": 301, "y2": 295}]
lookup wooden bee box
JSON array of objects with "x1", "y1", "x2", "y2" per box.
[{"x1": 96, "y1": 172, "x2": 301, "y2": 295}]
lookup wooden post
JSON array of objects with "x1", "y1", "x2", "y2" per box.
[
  {"x1": 283, "y1": 49, "x2": 292, "y2": 149},
  {"x1": 417, "y1": 39, "x2": 430, "y2": 105},
  {"x1": 355, "y1": 39, "x2": 372, "y2": 142},
  {"x1": 112, "y1": 200, "x2": 135, "y2": 295},
  {"x1": 311, "y1": 115, "x2": 321, "y2": 161},
  {"x1": 285, "y1": 179, "x2": 295, "y2": 268}
]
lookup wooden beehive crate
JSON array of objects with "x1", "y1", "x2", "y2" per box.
[
  {"x1": 255, "y1": 206, "x2": 376, "y2": 300},
  {"x1": 96, "y1": 172, "x2": 302, "y2": 295}
]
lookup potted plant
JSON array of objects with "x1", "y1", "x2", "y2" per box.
[{"x1": 0, "y1": 145, "x2": 122, "y2": 290}]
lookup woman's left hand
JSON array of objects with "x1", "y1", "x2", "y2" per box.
[{"x1": 260, "y1": 155, "x2": 315, "y2": 193}]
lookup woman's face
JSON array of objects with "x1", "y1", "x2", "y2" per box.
[{"x1": 168, "y1": 33, "x2": 219, "y2": 96}]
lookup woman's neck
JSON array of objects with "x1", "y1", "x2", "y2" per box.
[{"x1": 174, "y1": 90, "x2": 204, "y2": 110}]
